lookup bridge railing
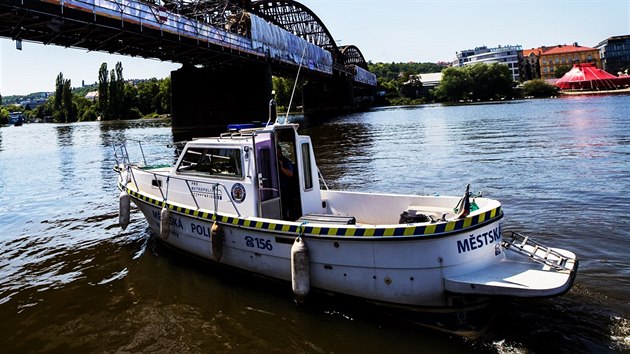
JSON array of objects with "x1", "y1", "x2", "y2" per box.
[
  {"x1": 63, "y1": 0, "x2": 257, "y2": 55},
  {"x1": 52, "y1": 0, "x2": 371, "y2": 84}
]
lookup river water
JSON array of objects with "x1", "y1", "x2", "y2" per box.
[{"x1": 1, "y1": 95, "x2": 629, "y2": 353}]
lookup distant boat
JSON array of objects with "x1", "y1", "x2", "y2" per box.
[{"x1": 9, "y1": 112, "x2": 24, "y2": 126}]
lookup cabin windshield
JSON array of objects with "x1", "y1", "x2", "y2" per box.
[{"x1": 176, "y1": 147, "x2": 243, "y2": 178}]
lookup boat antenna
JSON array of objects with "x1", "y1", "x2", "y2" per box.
[
  {"x1": 282, "y1": 46, "x2": 307, "y2": 124},
  {"x1": 265, "y1": 90, "x2": 277, "y2": 128}
]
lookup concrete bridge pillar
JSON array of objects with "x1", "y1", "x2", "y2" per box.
[{"x1": 171, "y1": 63, "x2": 272, "y2": 132}]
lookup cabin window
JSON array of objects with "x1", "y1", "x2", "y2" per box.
[
  {"x1": 177, "y1": 147, "x2": 242, "y2": 178},
  {"x1": 301, "y1": 143, "x2": 313, "y2": 190}
]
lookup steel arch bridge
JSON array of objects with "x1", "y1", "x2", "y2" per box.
[
  {"x1": 159, "y1": 0, "x2": 369, "y2": 69},
  {"x1": 0, "y1": 0, "x2": 376, "y2": 124}
]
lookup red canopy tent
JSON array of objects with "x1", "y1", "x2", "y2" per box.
[{"x1": 555, "y1": 63, "x2": 630, "y2": 90}]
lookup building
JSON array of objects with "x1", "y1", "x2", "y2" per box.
[
  {"x1": 539, "y1": 43, "x2": 601, "y2": 80},
  {"x1": 85, "y1": 91, "x2": 99, "y2": 101},
  {"x1": 455, "y1": 45, "x2": 523, "y2": 81},
  {"x1": 595, "y1": 35, "x2": 630, "y2": 75},
  {"x1": 454, "y1": 47, "x2": 488, "y2": 67},
  {"x1": 521, "y1": 46, "x2": 558, "y2": 80}
]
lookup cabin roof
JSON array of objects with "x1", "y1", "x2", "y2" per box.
[{"x1": 185, "y1": 123, "x2": 300, "y2": 147}]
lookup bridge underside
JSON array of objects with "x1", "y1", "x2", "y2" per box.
[
  {"x1": 170, "y1": 64, "x2": 374, "y2": 134},
  {"x1": 171, "y1": 63, "x2": 272, "y2": 134}
]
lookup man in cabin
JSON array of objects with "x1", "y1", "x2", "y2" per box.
[{"x1": 277, "y1": 143, "x2": 296, "y2": 220}]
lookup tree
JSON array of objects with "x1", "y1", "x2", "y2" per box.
[
  {"x1": 123, "y1": 83, "x2": 139, "y2": 117},
  {"x1": 98, "y1": 63, "x2": 109, "y2": 119},
  {"x1": 108, "y1": 69, "x2": 120, "y2": 119},
  {"x1": 0, "y1": 106, "x2": 9, "y2": 125},
  {"x1": 522, "y1": 79, "x2": 559, "y2": 98},
  {"x1": 399, "y1": 74, "x2": 423, "y2": 99},
  {"x1": 54, "y1": 72, "x2": 64, "y2": 113},
  {"x1": 535, "y1": 60, "x2": 541, "y2": 79},
  {"x1": 466, "y1": 63, "x2": 513, "y2": 100},
  {"x1": 523, "y1": 61, "x2": 533, "y2": 81},
  {"x1": 136, "y1": 79, "x2": 160, "y2": 115},
  {"x1": 158, "y1": 76, "x2": 171, "y2": 114},
  {"x1": 62, "y1": 78, "x2": 75, "y2": 122},
  {"x1": 107, "y1": 61, "x2": 125, "y2": 120},
  {"x1": 74, "y1": 96, "x2": 94, "y2": 121},
  {"x1": 433, "y1": 67, "x2": 473, "y2": 102}
]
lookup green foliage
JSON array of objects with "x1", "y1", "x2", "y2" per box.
[
  {"x1": 127, "y1": 107, "x2": 142, "y2": 120},
  {"x1": 6, "y1": 62, "x2": 170, "y2": 123},
  {"x1": 467, "y1": 63, "x2": 513, "y2": 100},
  {"x1": 0, "y1": 93, "x2": 48, "y2": 106},
  {"x1": 61, "y1": 78, "x2": 76, "y2": 122},
  {"x1": 399, "y1": 74, "x2": 423, "y2": 99},
  {"x1": 80, "y1": 105, "x2": 98, "y2": 122},
  {"x1": 98, "y1": 63, "x2": 109, "y2": 119},
  {"x1": 54, "y1": 72, "x2": 64, "y2": 113},
  {"x1": 433, "y1": 63, "x2": 514, "y2": 102},
  {"x1": 75, "y1": 96, "x2": 94, "y2": 121},
  {"x1": 433, "y1": 67, "x2": 473, "y2": 102},
  {"x1": 368, "y1": 61, "x2": 447, "y2": 81},
  {"x1": 389, "y1": 97, "x2": 426, "y2": 106},
  {"x1": 159, "y1": 77, "x2": 171, "y2": 113},
  {"x1": 0, "y1": 107, "x2": 9, "y2": 125},
  {"x1": 107, "y1": 62, "x2": 125, "y2": 120},
  {"x1": 272, "y1": 76, "x2": 304, "y2": 110},
  {"x1": 367, "y1": 61, "x2": 449, "y2": 106},
  {"x1": 71, "y1": 83, "x2": 98, "y2": 98},
  {"x1": 522, "y1": 79, "x2": 559, "y2": 98}
]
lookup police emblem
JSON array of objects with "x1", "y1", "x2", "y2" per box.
[{"x1": 231, "y1": 183, "x2": 246, "y2": 203}]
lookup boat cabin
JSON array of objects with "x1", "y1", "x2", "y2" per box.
[{"x1": 169, "y1": 123, "x2": 326, "y2": 221}]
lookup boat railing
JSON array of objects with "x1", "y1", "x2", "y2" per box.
[
  {"x1": 113, "y1": 139, "x2": 147, "y2": 167},
  {"x1": 123, "y1": 161, "x2": 242, "y2": 218},
  {"x1": 114, "y1": 139, "x2": 242, "y2": 217}
]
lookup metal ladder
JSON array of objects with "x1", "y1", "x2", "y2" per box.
[{"x1": 502, "y1": 231, "x2": 574, "y2": 271}]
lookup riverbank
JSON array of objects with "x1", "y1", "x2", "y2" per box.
[{"x1": 560, "y1": 86, "x2": 630, "y2": 96}]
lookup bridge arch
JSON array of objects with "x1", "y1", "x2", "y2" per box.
[
  {"x1": 339, "y1": 45, "x2": 368, "y2": 69},
  {"x1": 250, "y1": 0, "x2": 339, "y2": 55}
]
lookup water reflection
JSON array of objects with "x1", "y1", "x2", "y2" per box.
[
  {"x1": 302, "y1": 117, "x2": 375, "y2": 190},
  {"x1": 56, "y1": 125, "x2": 76, "y2": 185}
]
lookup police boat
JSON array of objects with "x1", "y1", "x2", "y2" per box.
[{"x1": 114, "y1": 101, "x2": 578, "y2": 335}]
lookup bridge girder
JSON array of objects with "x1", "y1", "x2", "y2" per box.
[
  {"x1": 139, "y1": 1, "x2": 370, "y2": 69},
  {"x1": 339, "y1": 45, "x2": 368, "y2": 70}
]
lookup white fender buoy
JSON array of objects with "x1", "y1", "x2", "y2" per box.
[
  {"x1": 160, "y1": 206, "x2": 170, "y2": 240},
  {"x1": 119, "y1": 191, "x2": 130, "y2": 230},
  {"x1": 211, "y1": 222, "x2": 223, "y2": 262},
  {"x1": 291, "y1": 236, "x2": 310, "y2": 301}
]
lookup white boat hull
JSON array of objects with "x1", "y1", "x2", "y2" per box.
[{"x1": 134, "y1": 196, "x2": 507, "y2": 308}]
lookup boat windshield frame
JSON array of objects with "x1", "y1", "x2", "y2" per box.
[{"x1": 175, "y1": 145, "x2": 244, "y2": 180}]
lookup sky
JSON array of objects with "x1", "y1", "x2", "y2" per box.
[{"x1": 1, "y1": 0, "x2": 629, "y2": 96}]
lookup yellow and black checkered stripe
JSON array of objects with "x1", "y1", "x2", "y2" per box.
[{"x1": 124, "y1": 185, "x2": 502, "y2": 238}]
